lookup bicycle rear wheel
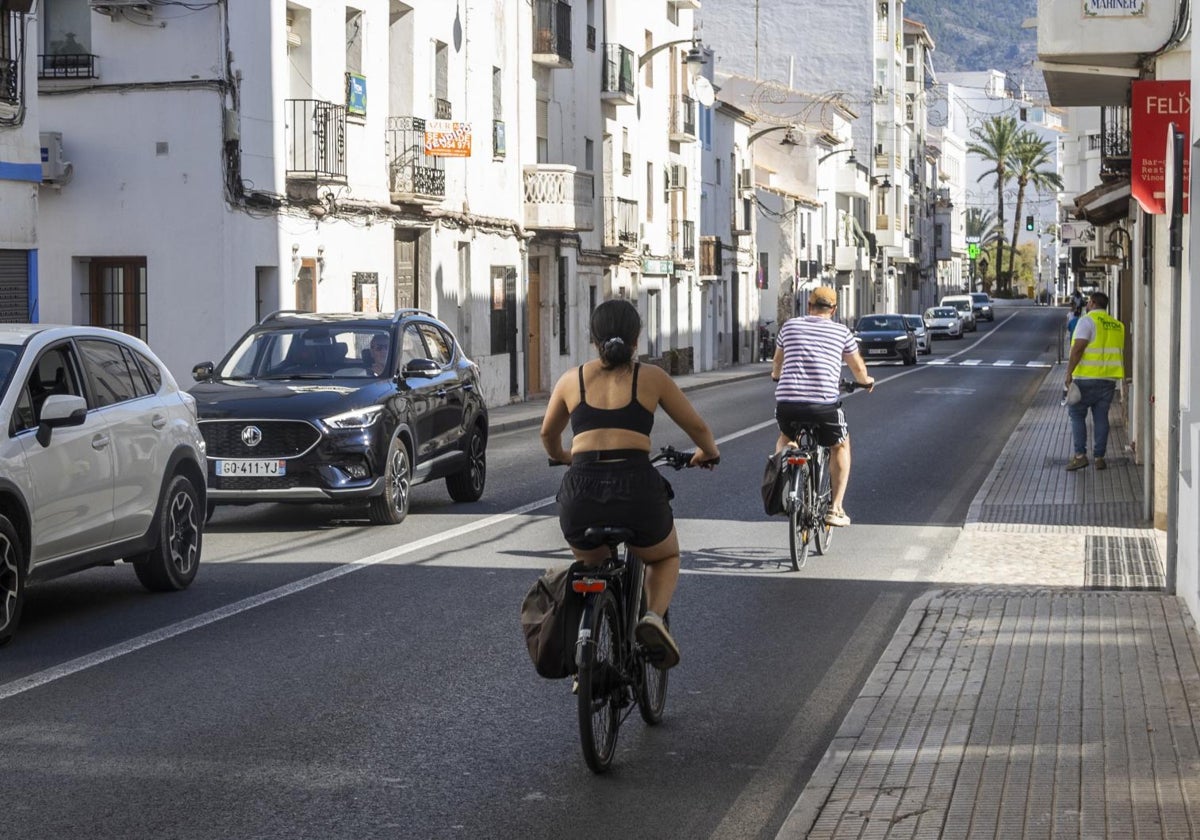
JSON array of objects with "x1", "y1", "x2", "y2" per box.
[
  {"x1": 813, "y1": 455, "x2": 834, "y2": 555},
  {"x1": 636, "y1": 595, "x2": 669, "y2": 725},
  {"x1": 577, "y1": 589, "x2": 621, "y2": 773},
  {"x1": 788, "y1": 464, "x2": 811, "y2": 571}
]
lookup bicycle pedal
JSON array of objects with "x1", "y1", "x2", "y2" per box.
[{"x1": 571, "y1": 677, "x2": 579, "y2": 695}]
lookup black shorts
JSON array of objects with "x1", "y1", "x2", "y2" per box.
[
  {"x1": 776, "y1": 401, "x2": 848, "y2": 448},
  {"x1": 557, "y1": 450, "x2": 675, "y2": 550}
]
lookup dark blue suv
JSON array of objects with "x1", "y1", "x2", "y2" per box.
[{"x1": 190, "y1": 310, "x2": 488, "y2": 525}]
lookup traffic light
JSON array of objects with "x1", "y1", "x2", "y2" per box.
[{"x1": 1025, "y1": 215, "x2": 1035, "y2": 231}]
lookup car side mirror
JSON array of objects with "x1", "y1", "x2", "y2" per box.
[
  {"x1": 192, "y1": 362, "x2": 215, "y2": 382},
  {"x1": 36, "y1": 394, "x2": 88, "y2": 447},
  {"x1": 403, "y1": 358, "x2": 440, "y2": 379}
]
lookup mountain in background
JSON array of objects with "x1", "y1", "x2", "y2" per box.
[{"x1": 905, "y1": 0, "x2": 1041, "y2": 91}]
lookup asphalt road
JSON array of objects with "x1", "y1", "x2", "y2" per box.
[{"x1": 1, "y1": 303, "x2": 1065, "y2": 840}]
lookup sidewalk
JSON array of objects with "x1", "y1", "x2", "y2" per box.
[{"x1": 778, "y1": 366, "x2": 1196, "y2": 840}]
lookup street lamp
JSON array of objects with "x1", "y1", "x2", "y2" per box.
[
  {"x1": 817, "y1": 147, "x2": 858, "y2": 166},
  {"x1": 638, "y1": 37, "x2": 706, "y2": 77},
  {"x1": 747, "y1": 123, "x2": 801, "y2": 146}
]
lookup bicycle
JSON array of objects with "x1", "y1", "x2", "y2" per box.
[
  {"x1": 780, "y1": 379, "x2": 866, "y2": 571},
  {"x1": 551, "y1": 446, "x2": 715, "y2": 773}
]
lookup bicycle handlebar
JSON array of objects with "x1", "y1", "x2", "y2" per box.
[{"x1": 840, "y1": 378, "x2": 871, "y2": 393}]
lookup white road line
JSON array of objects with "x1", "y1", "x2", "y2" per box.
[
  {"x1": 995, "y1": 360, "x2": 1013, "y2": 367},
  {"x1": 961, "y1": 359, "x2": 982, "y2": 366},
  {"x1": 1, "y1": 421, "x2": 769, "y2": 701}
]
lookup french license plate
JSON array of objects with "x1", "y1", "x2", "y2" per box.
[
  {"x1": 868, "y1": 348, "x2": 889, "y2": 355},
  {"x1": 216, "y1": 459, "x2": 286, "y2": 477}
]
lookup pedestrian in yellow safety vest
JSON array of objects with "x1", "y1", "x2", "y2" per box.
[{"x1": 1064, "y1": 291, "x2": 1125, "y2": 472}]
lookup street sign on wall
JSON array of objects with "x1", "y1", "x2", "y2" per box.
[{"x1": 1131, "y1": 80, "x2": 1190, "y2": 215}]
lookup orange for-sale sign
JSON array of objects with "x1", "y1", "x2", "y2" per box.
[{"x1": 425, "y1": 120, "x2": 472, "y2": 158}]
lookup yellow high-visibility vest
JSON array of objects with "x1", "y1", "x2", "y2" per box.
[{"x1": 1075, "y1": 310, "x2": 1125, "y2": 379}]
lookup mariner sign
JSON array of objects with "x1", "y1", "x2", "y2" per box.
[{"x1": 1083, "y1": 0, "x2": 1145, "y2": 16}]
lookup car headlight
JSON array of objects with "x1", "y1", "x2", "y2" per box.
[{"x1": 324, "y1": 405, "x2": 385, "y2": 429}]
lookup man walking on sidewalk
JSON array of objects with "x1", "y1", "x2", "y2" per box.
[{"x1": 1064, "y1": 291, "x2": 1125, "y2": 471}]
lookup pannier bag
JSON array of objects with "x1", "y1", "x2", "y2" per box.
[
  {"x1": 761, "y1": 452, "x2": 789, "y2": 517},
  {"x1": 520, "y1": 563, "x2": 586, "y2": 679}
]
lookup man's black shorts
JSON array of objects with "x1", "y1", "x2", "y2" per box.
[
  {"x1": 776, "y1": 401, "x2": 848, "y2": 448},
  {"x1": 557, "y1": 452, "x2": 675, "y2": 549}
]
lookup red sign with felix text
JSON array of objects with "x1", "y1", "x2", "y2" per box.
[{"x1": 1131, "y1": 80, "x2": 1190, "y2": 215}]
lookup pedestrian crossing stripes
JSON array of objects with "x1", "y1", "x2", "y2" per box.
[{"x1": 922, "y1": 359, "x2": 1052, "y2": 368}]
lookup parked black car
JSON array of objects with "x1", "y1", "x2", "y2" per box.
[
  {"x1": 854, "y1": 313, "x2": 918, "y2": 366},
  {"x1": 189, "y1": 310, "x2": 488, "y2": 525}
]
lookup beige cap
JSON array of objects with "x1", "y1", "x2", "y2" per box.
[{"x1": 809, "y1": 286, "x2": 837, "y2": 308}]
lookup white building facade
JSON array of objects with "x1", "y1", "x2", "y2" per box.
[{"x1": 0, "y1": 2, "x2": 40, "y2": 322}]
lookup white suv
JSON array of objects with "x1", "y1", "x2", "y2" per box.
[{"x1": 0, "y1": 326, "x2": 207, "y2": 645}]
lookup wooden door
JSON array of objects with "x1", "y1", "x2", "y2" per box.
[{"x1": 527, "y1": 259, "x2": 542, "y2": 394}]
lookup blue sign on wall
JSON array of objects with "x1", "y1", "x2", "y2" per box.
[{"x1": 346, "y1": 73, "x2": 367, "y2": 117}]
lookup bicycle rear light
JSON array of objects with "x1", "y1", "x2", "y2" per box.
[
  {"x1": 572, "y1": 578, "x2": 607, "y2": 594},
  {"x1": 786, "y1": 456, "x2": 808, "y2": 466}
]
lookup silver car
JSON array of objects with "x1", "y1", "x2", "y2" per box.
[
  {"x1": 924, "y1": 306, "x2": 963, "y2": 340},
  {"x1": 902, "y1": 314, "x2": 933, "y2": 355},
  {"x1": 0, "y1": 325, "x2": 207, "y2": 645}
]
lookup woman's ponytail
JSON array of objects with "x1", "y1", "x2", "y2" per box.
[{"x1": 590, "y1": 299, "x2": 641, "y2": 369}]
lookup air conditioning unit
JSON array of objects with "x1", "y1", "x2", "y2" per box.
[
  {"x1": 668, "y1": 164, "x2": 687, "y2": 190},
  {"x1": 39, "y1": 132, "x2": 74, "y2": 187},
  {"x1": 90, "y1": 0, "x2": 153, "y2": 20},
  {"x1": 739, "y1": 168, "x2": 753, "y2": 193}
]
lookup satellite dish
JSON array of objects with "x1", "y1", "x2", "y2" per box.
[{"x1": 692, "y1": 76, "x2": 715, "y2": 108}]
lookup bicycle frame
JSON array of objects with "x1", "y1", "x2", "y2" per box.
[{"x1": 783, "y1": 426, "x2": 833, "y2": 569}]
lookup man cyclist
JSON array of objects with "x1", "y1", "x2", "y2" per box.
[{"x1": 770, "y1": 286, "x2": 874, "y2": 527}]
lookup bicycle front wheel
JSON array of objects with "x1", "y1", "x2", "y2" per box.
[
  {"x1": 814, "y1": 455, "x2": 834, "y2": 555},
  {"x1": 788, "y1": 465, "x2": 811, "y2": 571},
  {"x1": 577, "y1": 589, "x2": 621, "y2": 773}
]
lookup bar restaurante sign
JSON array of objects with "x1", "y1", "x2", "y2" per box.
[{"x1": 1131, "y1": 80, "x2": 1190, "y2": 215}]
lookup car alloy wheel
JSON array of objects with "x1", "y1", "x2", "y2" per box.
[
  {"x1": 133, "y1": 475, "x2": 203, "y2": 592},
  {"x1": 446, "y1": 426, "x2": 486, "y2": 502},
  {"x1": 369, "y1": 437, "x2": 412, "y2": 525},
  {"x1": 0, "y1": 517, "x2": 24, "y2": 646}
]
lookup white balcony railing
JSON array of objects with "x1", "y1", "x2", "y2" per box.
[{"x1": 523, "y1": 165, "x2": 595, "y2": 232}]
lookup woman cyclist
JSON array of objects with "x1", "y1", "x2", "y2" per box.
[{"x1": 540, "y1": 300, "x2": 720, "y2": 670}]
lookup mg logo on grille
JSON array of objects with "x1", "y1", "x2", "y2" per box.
[{"x1": 241, "y1": 425, "x2": 263, "y2": 447}]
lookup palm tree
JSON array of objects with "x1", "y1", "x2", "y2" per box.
[
  {"x1": 967, "y1": 115, "x2": 1020, "y2": 293},
  {"x1": 1005, "y1": 130, "x2": 1064, "y2": 287}
]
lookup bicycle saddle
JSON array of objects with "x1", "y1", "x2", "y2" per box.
[{"x1": 583, "y1": 526, "x2": 635, "y2": 547}]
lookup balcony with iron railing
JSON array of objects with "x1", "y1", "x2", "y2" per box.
[
  {"x1": 671, "y1": 219, "x2": 696, "y2": 262},
  {"x1": 532, "y1": 0, "x2": 573, "y2": 68},
  {"x1": 285, "y1": 99, "x2": 347, "y2": 183},
  {"x1": 669, "y1": 94, "x2": 697, "y2": 142},
  {"x1": 523, "y1": 165, "x2": 595, "y2": 232},
  {"x1": 603, "y1": 197, "x2": 639, "y2": 252},
  {"x1": 386, "y1": 116, "x2": 446, "y2": 204},
  {"x1": 622, "y1": 151, "x2": 632, "y2": 176},
  {"x1": 1, "y1": 58, "x2": 19, "y2": 105},
  {"x1": 602, "y1": 43, "x2": 636, "y2": 105},
  {"x1": 38, "y1": 53, "x2": 98, "y2": 79},
  {"x1": 699, "y1": 236, "x2": 721, "y2": 277},
  {"x1": 1099, "y1": 104, "x2": 1130, "y2": 180},
  {"x1": 434, "y1": 97, "x2": 452, "y2": 120}
]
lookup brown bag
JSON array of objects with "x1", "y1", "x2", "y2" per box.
[
  {"x1": 761, "y1": 452, "x2": 789, "y2": 516},
  {"x1": 520, "y1": 563, "x2": 585, "y2": 679}
]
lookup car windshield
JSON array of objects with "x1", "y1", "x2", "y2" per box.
[
  {"x1": 217, "y1": 327, "x2": 392, "y2": 380},
  {"x1": 0, "y1": 343, "x2": 19, "y2": 397},
  {"x1": 903, "y1": 316, "x2": 923, "y2": 329},
  {"x1": 930, "y1": 308, "x2": 957, "y2": 318},
  {"x1": 858, "y1": 316, "x2": 905, "y2": 331},
  {"x1": 945, "y1": 300, "x2": 970, "y2": 311},
  {"x1": 971, "y1": 293, "x2": 989, "y2": 303}
]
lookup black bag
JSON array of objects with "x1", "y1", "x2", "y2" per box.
[
  {"x1": 520, "y1": 563, "x2": 586, "y2": 679},
  {"x1": 761, "y1": 452, "x2": 789, "y2": 517}
]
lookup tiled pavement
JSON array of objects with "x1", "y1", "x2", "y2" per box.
[{"x1": 777, "y1": 366, "x2": 1195, "y2": 840}]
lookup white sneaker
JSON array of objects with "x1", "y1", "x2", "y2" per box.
[
  {"x1": 635, "y1": 611, "x2": 680, "y2": 670},
  {"x1": 826, "y1": 507, "x2": 851, "y2": 527}
]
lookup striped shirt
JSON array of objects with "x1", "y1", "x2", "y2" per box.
[{"x1": 774, "y1": 315, "x2": 858, "y2": 404}]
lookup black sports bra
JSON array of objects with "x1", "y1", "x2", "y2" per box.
[{"x1": 570, "y1": 363, "x2": 655, "y2": 437}]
